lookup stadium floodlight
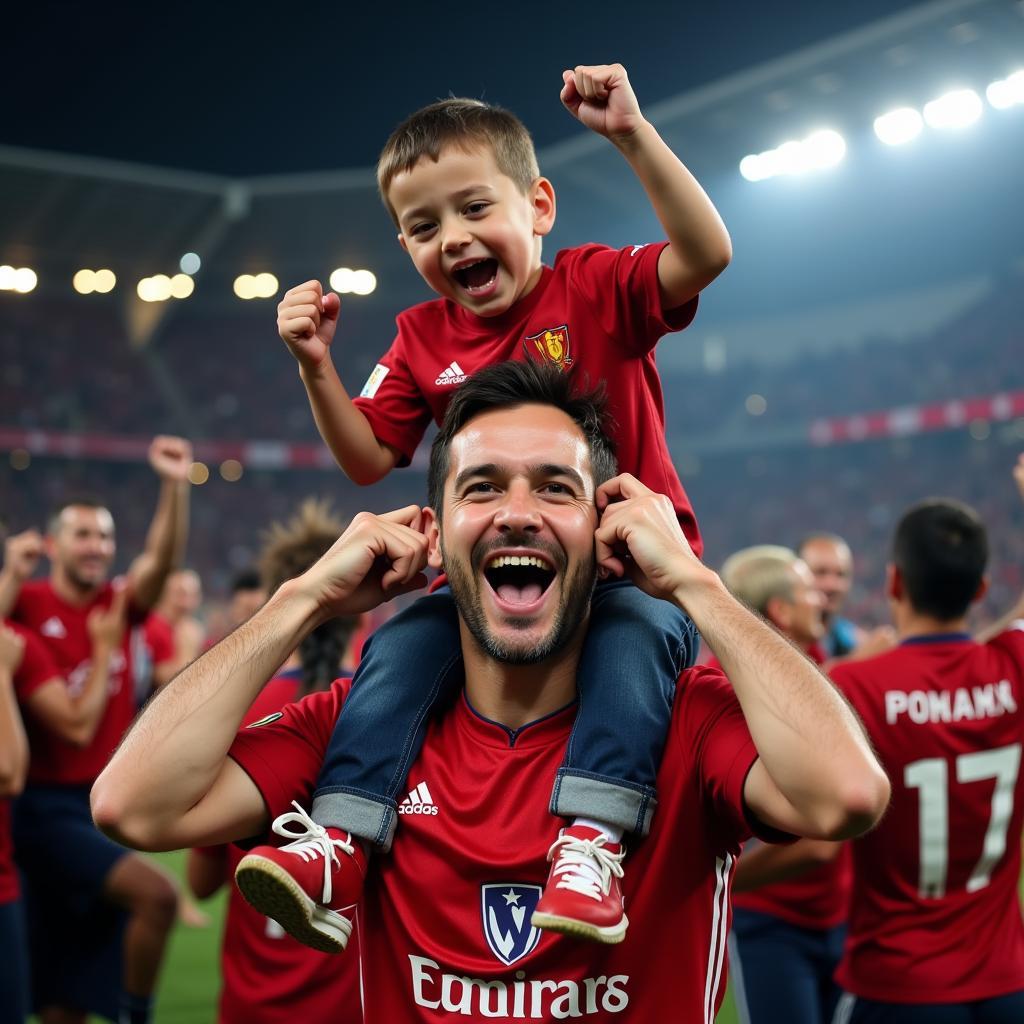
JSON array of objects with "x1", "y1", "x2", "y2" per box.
[
  {"x1": 874, "y1": 107, "x2": 924, "y2": 145},
  {"x1": 986, "y1": 70, "x2": 1024, "y2": 109},
  {"x1": 170, "y1": 273, "x2": 195, "y2": 299},
  {"x1": 233, "y1": 274, "x2": 256, "y2": 299},
  {"x1": 13, "y1": 268, "x2": 37, "y2": 293},
  {"x1": 138, "y1": 275, "x2": 172, "y2": 302},
  {"x1": 739, "y1": 129, "x2": 846, "y2": 182},
  {"x1": 73, "y1": 269, "x2": 96, "y2": 294},
  {"x1": 923, "y1": 88, "x2": 983, "y2": 129},
  {"x1": 179, "y1": 252, "x2": 201, "y2": 275},
  {"x1": 330, "y1": 267, "x2": 355, "y2": 293},
  {"x1": 350, "y1": 269, "x2": 377, "y2": 296},
  {"x1": 253, "y1": 273, "x2": 278, "y2": 298},
  {"x1": 93, "y1": 269, "x2": 116, "y2": 294}
]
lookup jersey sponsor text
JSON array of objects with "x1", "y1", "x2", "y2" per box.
[{"x1": 885, "y1": 682, "x2": 1018, "y2": 725}]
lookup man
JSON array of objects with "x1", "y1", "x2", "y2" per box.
[
  {"x1": 830, "y1": 459, "x2": 1024, "y2": 1023},
  {"x1": 799, "y1": 533, "x2": 893, "y2": 662},
  {"x1": 3, "y1": 436, "x2": 193, "y2": 1024},
  {"x1": 145, "y1": 568, "x2": 205, "y2": 689},
  {"x1": 92, "y1": 363, "x2": 888, "y2": 1023},
  {"x1": 718, "y1": 545, "x2": 850, "y2": 1024}
]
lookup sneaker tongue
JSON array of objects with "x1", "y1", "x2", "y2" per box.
[{"x1": 497, "y1": 582, "x2": 543, "y2": 605}]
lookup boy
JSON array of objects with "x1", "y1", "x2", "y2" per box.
[{"x1": 237, "y1": 63, "x2": 731, "y2": 951}]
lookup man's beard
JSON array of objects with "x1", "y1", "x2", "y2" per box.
[{"x1": 443, "y1": 532, "x2": 596, "y2": 665}]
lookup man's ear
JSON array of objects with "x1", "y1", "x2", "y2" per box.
[
  {"x1": 973, "y1": 575, "x2": 990, "y2": 605},
  {"x1": 531, "y1": 177, "x2": 556, "y2": 238},
  {"x1": 397, "y1": 232, "x2": 408, "y2": 254},
  {"x1": 763, "y1": 595, "x2": 789, "y2": 632},
  {"x1": 886, "y1": 564, "x2": 901, "y2": 602},
  {"x1": 423, "y1": 507, "x2": 443, "y2": 570}
]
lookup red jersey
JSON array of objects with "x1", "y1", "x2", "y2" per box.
[
  {"x1": 1, "y1": 622, "x2": 60, "y2": 902},
  {"x1": 12, "y1": 579, "x2": 146, "y2": 785},
  {"x1": 353, "y1": 242, "x2": 703, "y2": 555},
  {"x1": 832, "y1": 627, "x2": 1024, "y2": 1003},
  {"x1": 230, "y1": 665, "x2": 778, "y2": 1023},
  {"x1": 198, "y1": 670, "x2": 360, "y2": 1024}
]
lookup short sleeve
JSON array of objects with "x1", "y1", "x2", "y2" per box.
[
  {"x1": 11, "y1": 624, "x2": 60, "y2": 702},
  {"x1": 352, "y1": 325, "x2": 433, "y2": 466},
  {"x1": 566, "y1": 242, "x2": 698, "y2": 357},
  {"x1": 145, "y1": 616, "x2": 175, "y2": 666},
  {"x1": 228, "y1": 680, "x2": 351, "y2": 822},
  {"x1": 674, "y1": 666, "x2": 787, "y2": 846}
]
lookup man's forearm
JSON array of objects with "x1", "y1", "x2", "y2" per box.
[
  {"x1": 0, "y1": 570, "x2": 22, "y2": 620},
  {"x1": 92, "y1": 581, "x2": 318, "y2": 841},
  {"x1": 132, "y1": 479, "x2": 190, "y2": 610},
  {"x1": 300, "y1": 360, "x2": 395, "y2": 485},
  {"x1": 732, "y1": 839, "x2": 841, "y2": 893},
  {"x1": 677, "y1": 572, "x2": 887, "y2": 837},
  {"x1": 0, "y1": 671, "x2": 28, "y2": 796}
]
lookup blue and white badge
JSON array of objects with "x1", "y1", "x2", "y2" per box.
[{"x1": 480, "y1": 883, "x2": 542, "y2": 966}]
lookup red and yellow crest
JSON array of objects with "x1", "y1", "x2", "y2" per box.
[{"x1": 524, "y1": 325, "x2": 573, "y2": 371}]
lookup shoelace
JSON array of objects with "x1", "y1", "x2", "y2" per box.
[
  {"x1": 270, "y1": 801, "x2": 355, "y2": 904},
  {"x1": 546, "y1": 831, "x2": 625, "y2": 902}
]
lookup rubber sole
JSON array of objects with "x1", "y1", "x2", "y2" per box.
[
  {"x1": 234, "y1": 855, "x2": 352, "y2": 954},
  {"x1": 531, "y1": 910, "x2": 629, "y2": 945}
]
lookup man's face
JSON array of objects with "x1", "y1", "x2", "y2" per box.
[
  {"x1": 800, "y1": 537, "x2": 853, "y2": 620},
  {"x1": 165, "y1": 570, "x2": 202, "y2": 618},
  {"x1": 779, "y1": 561, "x2": 826, "y2": 648},
  {"x1": 389, "y1": 143, "x2": 552, "y2": 318},
  {"x1": 49, "y1": 505, "x2": 116, "y2": 591},
  {"x1": 431, "y1": 404, "x2": 598, "y2": 664}
]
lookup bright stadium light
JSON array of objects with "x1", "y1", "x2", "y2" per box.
[
  {"x1": 138, "y1": 275, "x2": 172, "y2": 302},
  {"x1": 169, "y1": 273, "x2": 194, "y2": 299},
  {"x1": 803, "y1": 129, "x2": 846, "y2": 169},
  {"x1": 874, "y1": 107, "x2": 924, "y2": 145},
  {"x1": 233, "y1": 274, "x2": 256, "y2": 299},
  {"x1": 253, "y1": 272, "x2": 278, "y2": 298},
  {"x1": 73, "y1": 269, "x2": 96, "y2": 294},
  {"x1": 330, "y1": 267, "x2": 354, "y2": 293},
  {"x1": 0, "y1": 266, "x2": 14, "y2": 289},
  {"x1": 13, "y1": 268, "x2": 37, "y2": 293},
  {"x1": 739, "y1": 129, "x2": 846, "y2": 181},
  {"x1": 350, "y1": 269, "x2": 377, "y2": 296},
  {"x1": 923, "y1": 88, "x2": 983, "y2": 129},
  {"x1": 986, "y1": 70, "x2": 1024, "y2": 109},
  {"x1": 93, "y1": 269, "x2": 116, "y2": 293},
  {"x1": 179, "y1": 252, "x2": 201, "y2": 275}
]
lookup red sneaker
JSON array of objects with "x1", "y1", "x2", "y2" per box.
[
  {"x1": 531, "y1": 825, "x2": 628, "y2": 944},
  {"x1": 235, "y1": 802, "x2": 366, "y2": 954}
]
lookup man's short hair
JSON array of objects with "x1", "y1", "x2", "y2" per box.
[
  {"x1": 892, "y1": 499, "x2": 988, "y2": 621},
  {"x1": 377, "y1": 98, "x2": 540, "y2": 224},
  {"x1": 798, "y1": 532, "x2": 850, "y2": 556},
  {"x1": 721, "y1": 545, "x2": 799, "y2": 616},
  {"x1": 229, "y1": 567, "x2": 263, "y2": 595},
  {"x1": 426, "y1": 361, "x2": 617, "y2": 517},
  {"x1": 47, "y1": 496, "x2": 110, "y2": 535}
]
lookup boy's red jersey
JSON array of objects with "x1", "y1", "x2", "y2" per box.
[
  {"x1": 831, "y1": 627, "x2": 1024, "y2": 1003},
  {"x1": 229, "y1": 665, "x2": 780, "y2": 1023},
  {"x1": 353, "y1": 242, "x2": 702, "y2": 554},
  {"x1": 12, "y1": 580, "x2": 147, "y2": 785}
]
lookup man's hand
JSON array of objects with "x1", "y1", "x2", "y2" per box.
[
  {"x1": 853, "y1": 626, "x2": 897, "y2": 660},
  {"x1": 148, "y1": 436, "x2": 194, "y2": 482},
  {"x1": 295, "y1": 506, "x2": 429, "y2": 618},
  {"x1": 1014, "y1": 452, "x2": 1024, "y2": 502},
  {"x1": 0, "y1": 625, "x2": 25, "y2": 675},
  {"x1": 277, "y1": 280, "x2": 341, "y2": 375},
  {"x1": 594, "y1": 474, "x2": 712, "y2": 603},
  {"x1": 560, "y1": 64, "x2": 646, "y2": 143},
  {"x1": 87, "y1": 585, "x2": 128, "y2": 652},
  {"x1": 3, "y1": 529, "x2": 44, "y2": 582}
]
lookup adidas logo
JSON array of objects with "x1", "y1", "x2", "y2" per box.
[
  {"x1": 40, "y1": 616, "x2": 67, "y2": 639},
  {"x1": 399, "y1": 781, "x2": 438, "y2": 816},
  {"x1": 435, "y1": 361, "x2": 468, "y2": 387}
]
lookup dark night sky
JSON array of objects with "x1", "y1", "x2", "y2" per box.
[{"x1": 3, "y1": 1, "x2": 930, "y2": 175}]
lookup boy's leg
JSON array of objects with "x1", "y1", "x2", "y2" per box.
[
  {"x1": 549, "y1": 579, "x2": 697, "y2": 836},
  {"x1": 311, "y1": 589, "x2": 462, "y2": 849},
  {"x1": 533, "y1": 580, "x2": 696, "y2": 942}
]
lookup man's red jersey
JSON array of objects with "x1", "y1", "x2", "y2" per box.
[
  {"x1": 12, "y1": 580, "x2": 146, "y2": 785},
  {"x1": 197, "y1": 670, "x2": 360, "y2": 1024},
  {"x1": 832, "y1": 627, "x2": 1024, "y2": 1003},
  {"x1": 230, "y1": 665, "x2": 779, "y2": 1023},
  {"x1": 0, "y1": 622, "x2": 60, "y2": 902},
  {"x1": 352, "y1": 242, "x2": 703, "y2": 554}
]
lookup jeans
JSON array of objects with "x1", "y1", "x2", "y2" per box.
[
  {"x1": 311, "y1": 579, "x2": 697, "y2": 848},
  {"x1": 832, "y1": 990, "x2": 1024, "y2": 1024}
]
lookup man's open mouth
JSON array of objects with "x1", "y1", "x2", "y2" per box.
[
  {"x1": 483, "y1": 554, "x2": 556, "y2": 608},
  {"x1": 452, "y1": 258, "x2": 498, "y2": 294}
]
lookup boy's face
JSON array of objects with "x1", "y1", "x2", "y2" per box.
[{"x1": 389, "y1": 144, "x2": 555, "y2": 317}]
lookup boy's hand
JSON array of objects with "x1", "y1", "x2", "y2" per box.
[
  {"x1": 277, "y1": 281, "x2": 341, "y2": 375},
  {"x1": 560, "y1": 64, "x2": 646, "y2": 143}
]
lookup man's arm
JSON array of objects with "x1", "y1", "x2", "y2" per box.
[
  {"x1": 278, "y1": 280, "x2": 399, "y2": 485},
  {"x1": 595, "y1": 474, "x2": 890, "y2": 841},
  {"x1": 732, "y1": 839, "x2": 844, "y2": 893},
  {"x1": 0, "y1": 626, "x2": 29, "y2": 797},
  {"x1": 561, "y1": 64, "x2": 732, "y2": 309},
  {"x1": 0, "y1": 529, "x2": 44, "y2": 619},
  {"x1": 975, "y1": 453, "x2": 1024, "y2": 643},
  {"x1": 186, "y1": 847, "x2": 228, "y2": 901},
  {"x1": 129, "y1": 437, "x2": 194, "y2": 611},
  {"x1": 91, "y1": 506, "x2": 429, "y2": 852}
]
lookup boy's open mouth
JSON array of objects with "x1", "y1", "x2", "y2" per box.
[
  {"x1": 483, "y1": 554, "x2": 556, "y2": 607},
  {"x1": 452, "y1": 258, "x2": 498, "y2": 294}
]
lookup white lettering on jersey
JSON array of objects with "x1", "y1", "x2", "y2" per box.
[
  {"x1": 409, "y1": 955, "x2": 629, "y2": 1016},
  {"x1": 885, "y1": 682, "x2": 1018, "y2": 725},
  {"x1": 67, "y1": 651, "x2": 128, "y2": 698}
]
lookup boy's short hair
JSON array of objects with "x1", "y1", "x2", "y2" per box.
[
  {"x1": 892, "y1": 499, "x2": 988, "y2": 621},
  {"x1": 427, "y1": 361, "x2": 617, "y2": 518},
  {"x1": 721, "y1": 545, "x2": 799, "y2": 616},
  {"x1": 377, "y1": 98, "x2": 540, "y2": 224}
]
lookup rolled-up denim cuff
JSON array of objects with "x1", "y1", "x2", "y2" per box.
[
  {"x1": 312, "y1": 787, "x2": 397, "y2": 851},
  {"x1": 550, "y1": 768, "x2": 657, "y2": 837}
]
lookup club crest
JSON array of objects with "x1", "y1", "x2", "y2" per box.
[
  {"x1": 525, "y1": 325, "x2": 573, "y2": 370},
  {"x1": 481, "y1": 884, "x2": 542, "y2": 965}
]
